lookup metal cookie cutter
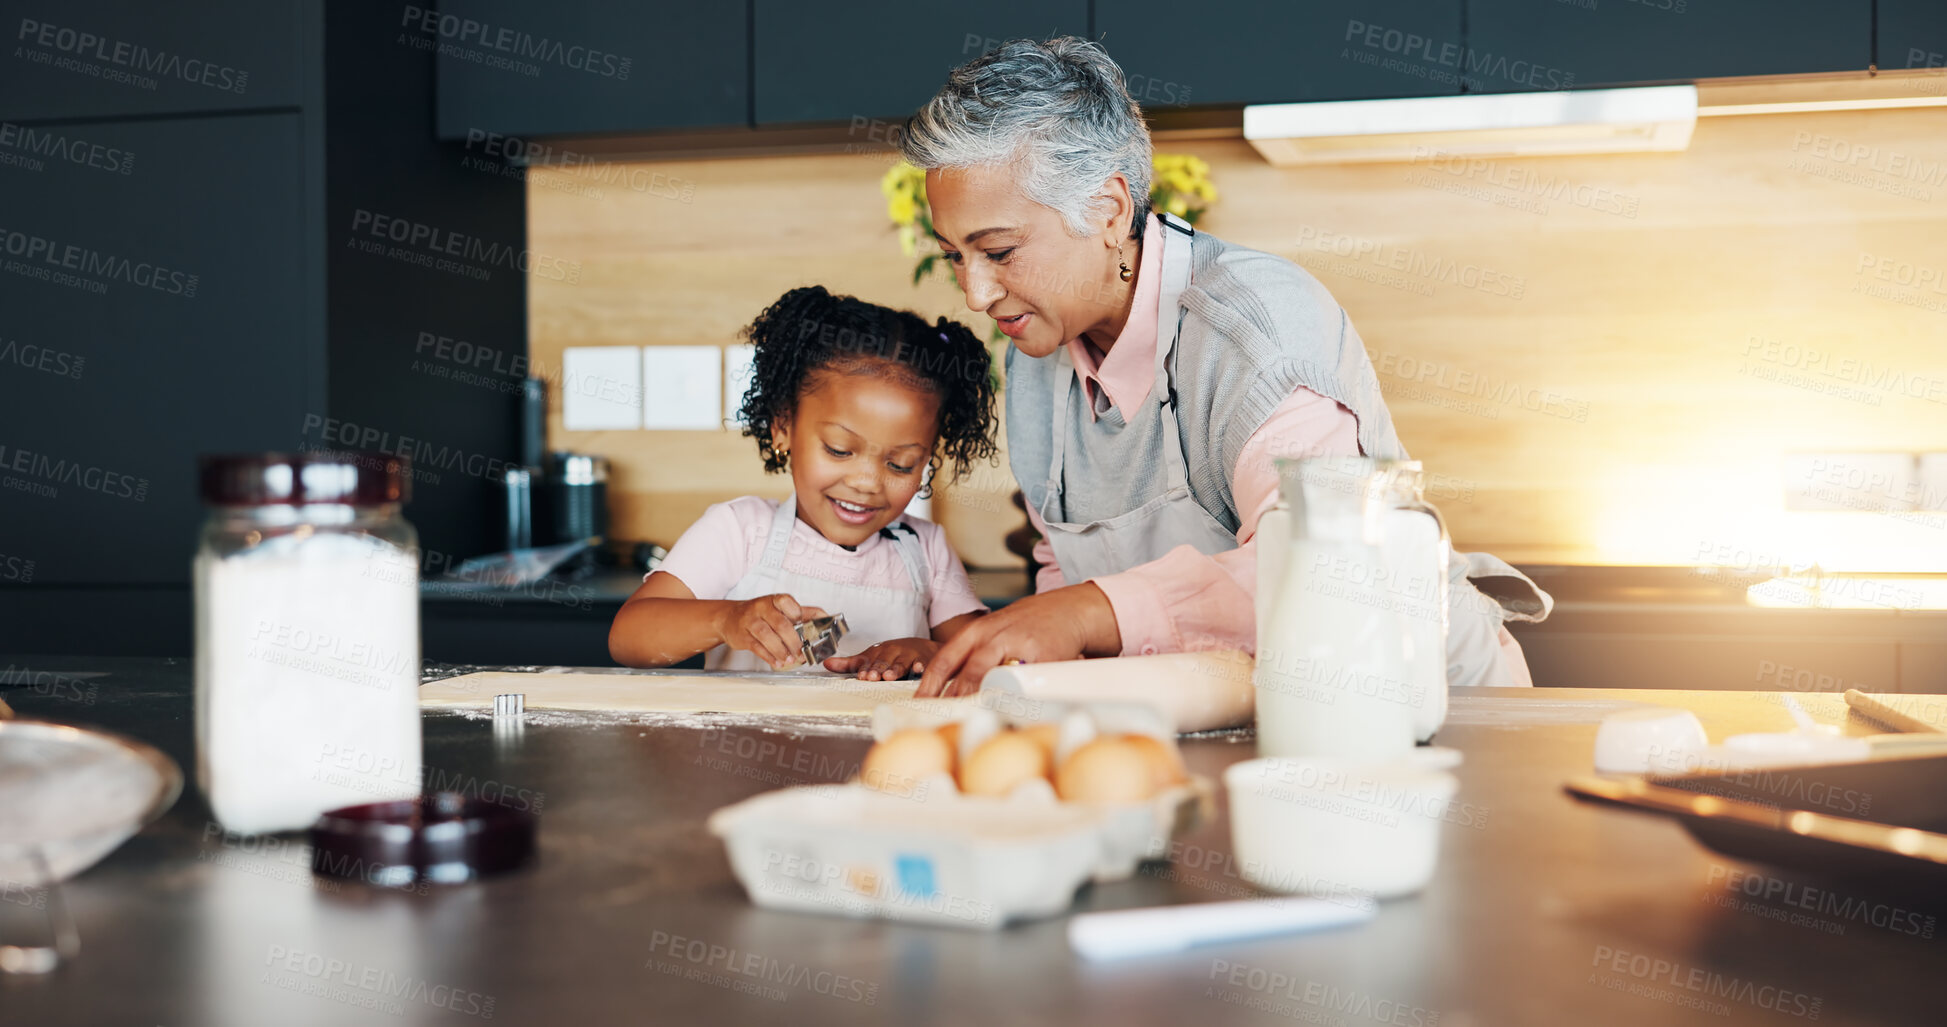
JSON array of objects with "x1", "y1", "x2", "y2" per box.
[
  {"x1": 795, "y1": 613, "x2": 849, "y2": 666},
  {"x1": 494, "y1": 693, "x2": 525, "y2": 717}
]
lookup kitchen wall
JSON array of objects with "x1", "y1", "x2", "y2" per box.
[{"x1": 529, "y1": 104, "x2": 1947, "y2": 572}]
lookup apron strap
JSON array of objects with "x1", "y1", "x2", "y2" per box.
[
  {"x1": 759, "y1": 494, "x2": 800, "y2": 571},
  {"x1": 1153, "y1": 213, "x2": 1196, "y2": 494},
  {"x1": 879, "y1": 520, "x2": 932, "y2": 602},
  {"x1": 1041, "y1": 214, "x2": 1198, "y2": 524}
]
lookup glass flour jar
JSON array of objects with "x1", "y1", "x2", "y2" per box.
[{"x1": 194, "y1": 452, "x2": 422, "y2": 834}]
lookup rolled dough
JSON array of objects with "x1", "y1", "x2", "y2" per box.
[{"x1": 419, "y1": 671, "x2": 916, "y2": 717}]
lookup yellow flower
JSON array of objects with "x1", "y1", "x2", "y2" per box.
[
  {"x1": 888, "y1": 192, "x2": 917, "y2": 225},
  {"x1": 898, "y1": 224, "x2": 917, "y2": 257}
]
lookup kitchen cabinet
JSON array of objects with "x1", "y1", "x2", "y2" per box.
[
  {"x1": 1879, "y1": 0, "x2": 1947, "y2": 71},
  {"x1": 1462, "y1": 0, "x2": 1869, "y2": 93},
  {"x1": 752, "y1": 0, "x2": 1088, "y2": 125},
  {"x1": 0, "y1": 113, "x2": 317, "y2": 585},
  {"x1": 0, "y1": 0, "x2": 526, "y2": 658},
  {"x1": 0, "y1": 0, "x2": 306, "y2": 121},
  {"x1": 1095, "y1": 0, "x2": 1464, "y2": 106},
  {"x1": 434, "y1": 0, "x2": 748, "y2": 139}
]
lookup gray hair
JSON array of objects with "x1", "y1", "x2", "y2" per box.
[{"x1": 902, "y1": 37, "x2": 1152, "y2": 241}]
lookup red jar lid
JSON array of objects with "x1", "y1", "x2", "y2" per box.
[
  {"x1": 309, "y1": 792, "x2": 537, "y2": 887},
  {"x1": 199, "y1": 451, "x2": 410, "y2": 506}
]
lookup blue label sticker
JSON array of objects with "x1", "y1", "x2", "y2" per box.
[{"x1": 894, "y1": 854, "x2": 936, "y2": 898}]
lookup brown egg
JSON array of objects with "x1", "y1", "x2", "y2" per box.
[
  {"x1": 1020, "y1": 722, "x2": 1060, "y2": 757},
  {"x1": 1122, "y1": 733, "x2": 1189, "y2": 791},
  {"x1": 936, "y1": 721, "x2": 963, "y2": 756},
  {"x1": 959, "y1": 731, "x2": 1052, "y2": 798},
  {"x1": 1055, "y1": 736, "x2": 1160, "y2": 804},
  {"x1": 861, "y1": 729, "x2": 954, "y2": 797}
]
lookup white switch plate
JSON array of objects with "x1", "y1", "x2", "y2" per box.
[
  {"x1": 561, "y1": 347, "x2": 643, "y2": 431},
  {"x1": 723, "y1": 342, "x2": 757, "y2": 429},
  {"x1": 1920, "y1": 453, "x2": 1947, "y2": 511},
  {"x1": 642, "y1": 345, "x2": 723, "y2": 430}
]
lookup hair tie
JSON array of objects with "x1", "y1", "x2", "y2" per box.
[{"x1": 939, "y1": 329, "x2": 949, "y2": 344}]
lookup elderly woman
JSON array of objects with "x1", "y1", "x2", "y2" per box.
[{"x1": 906, "y1": 38, "x2": 1549, "y2": 698}]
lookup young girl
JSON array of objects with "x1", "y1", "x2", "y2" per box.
[{"x1": 609, "y1": 285, "x2": 999, "y2": 680}]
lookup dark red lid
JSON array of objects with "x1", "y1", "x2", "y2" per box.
[
  {"x1": 198, "y1": 451, "x2": 410, "y2": 506},
  {"x1": 309, "y1": 792, "x2": 537, "y2": 887}
]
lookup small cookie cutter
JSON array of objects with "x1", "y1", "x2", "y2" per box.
[
  {"x1": 796, "y1": 613, "x2": 849, "y2": 666},
  {"x1": 494, "y1": 693, "x2": 525, "y2": 717}
]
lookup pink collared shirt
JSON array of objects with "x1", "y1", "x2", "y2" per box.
[{"x1": 1027, "y1": 216, "x2": 1531, "y2": 682}]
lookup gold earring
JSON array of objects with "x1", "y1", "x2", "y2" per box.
[{"x1": 1117, "y1": 246, "x2": 1133, "y2": 283}]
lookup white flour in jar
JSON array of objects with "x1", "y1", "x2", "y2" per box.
[{"x1": 196, "y1": 531, "x2": 421, "y2": 834}]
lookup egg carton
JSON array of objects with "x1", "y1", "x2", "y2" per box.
[{"x1": 707, "y1": 697, "x2": 1214, "y2": 930}]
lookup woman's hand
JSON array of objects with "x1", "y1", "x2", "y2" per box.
[
  {"x1": 823, "y1": 638, "x2": 938, "y2": 681},
  {"x1": 913, "y1": 583, "x2": 1122, "y2": 697},
  {"x1": 712, "y1": 594, "x2": 826, "y2": 670}
]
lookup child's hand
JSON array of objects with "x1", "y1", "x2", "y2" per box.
[
  {"x1": 824, "y1": 638, "x2": 939, "y2": 681},
  {"x1": 714, "y1": 594, "x2": 827, "y2": 670}
]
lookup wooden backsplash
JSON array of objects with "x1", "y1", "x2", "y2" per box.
[{"x1": 529, "y1": 106, "x2": 1947, "y2": 571}]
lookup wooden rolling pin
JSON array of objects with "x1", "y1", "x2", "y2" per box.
[
  {"x1": 1845, "y1": 689, "x2": 1946, "y2": 735},
  {"x1": 979, "y1": 650, "x2": 1256, "y2": 733}
]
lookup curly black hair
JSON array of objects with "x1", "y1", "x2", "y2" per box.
[{"x1": 737, "y1": 285, "x2": 998, "y2": 498}]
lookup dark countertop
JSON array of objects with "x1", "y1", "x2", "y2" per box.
[{"x1": 1, "y1": 657, "x2": 1940, "y2": 1026}]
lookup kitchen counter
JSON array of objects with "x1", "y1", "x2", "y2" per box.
[{"x1": 2, "y1": 657, "x2": 1940, "y2": 1026}]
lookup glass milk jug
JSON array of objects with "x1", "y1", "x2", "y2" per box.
[
  {"x1": 1252, "y1": 458, "x2": 1443, "y2": 759},
  {"x1": 194, "y1": 452, "x2": 423, "y2": 834}
]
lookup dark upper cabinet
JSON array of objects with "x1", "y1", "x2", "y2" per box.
[
  {"x1": 1096, "y1": 1, "x2": 1464, "y2": 105},
  {"x1": 1880, "y1": 0, "x2": 1947, "y2": 71},
  {"x1": 752, "y1": 1, "x2": 1088, "y2": 125},
  {"x1": 0, "y1": 113, "x2": 316, "y2": 584},
  {"x1": 0, "y1": 0, "x2": 304, "y2": 121},
  {"x1": 1463, "y1": 0, "x2": 1869, "y2": 93},
  {"x1": 434, "y1": 1, "x2": 747, "y2": 139}
]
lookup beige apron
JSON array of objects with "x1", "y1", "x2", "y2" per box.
[
  {"x1": 1034, "y1": 214, "x2": 1237, "y2": 583},
  {"x1": 707, "y1": 494, "x2": 931, "y2": 672}
]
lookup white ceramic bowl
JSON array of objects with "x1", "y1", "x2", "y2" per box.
[
  {"x1": 1223, "y1": 753, "x2": 1459, "y2": 900},
  {"x1": 1593, "y1": 706, "x2": 1709, "y2": 774}
]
